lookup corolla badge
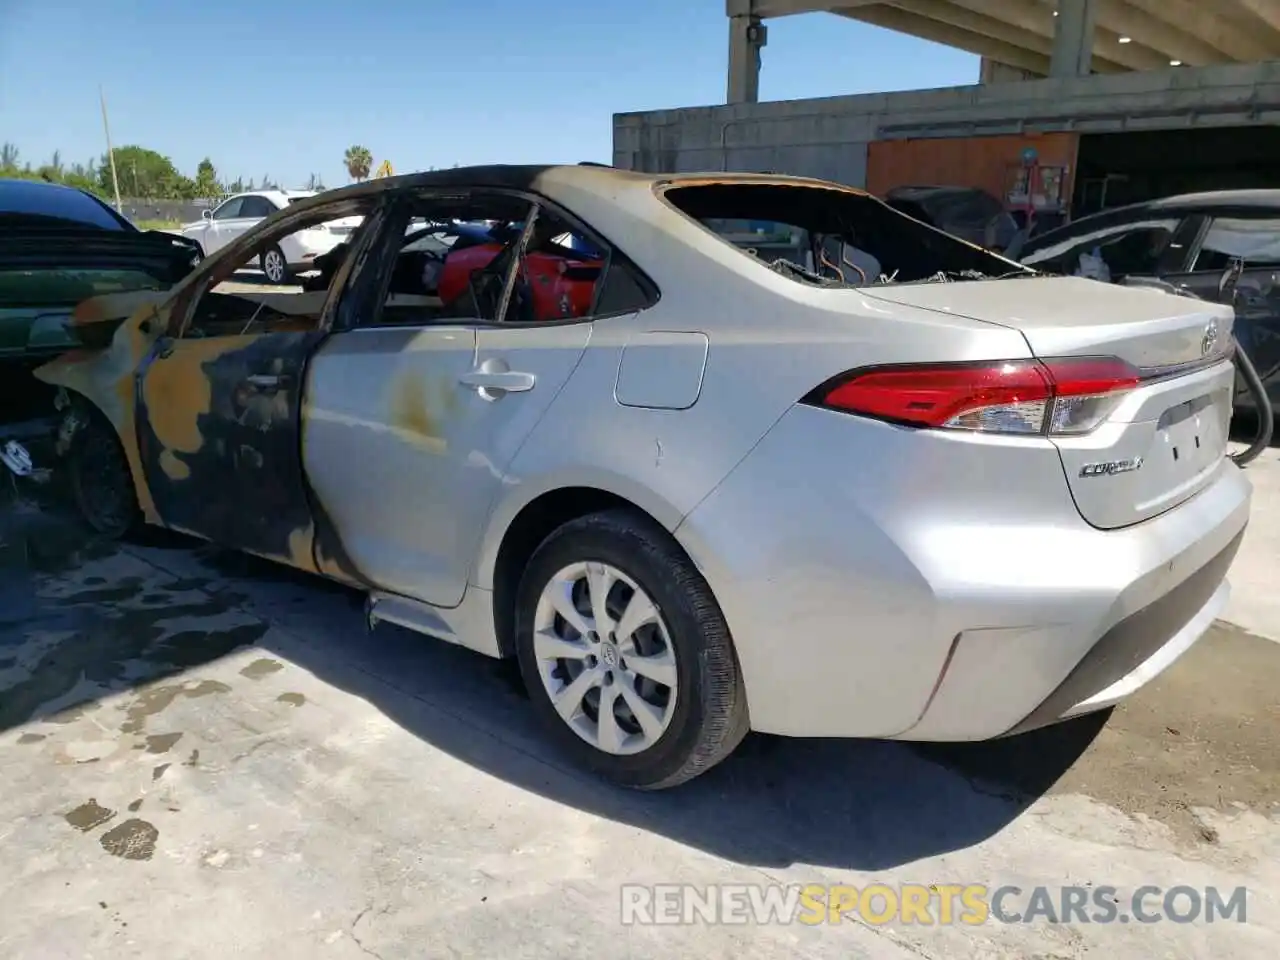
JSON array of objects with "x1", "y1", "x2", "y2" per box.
[
  {"x1": 1079, "y1": 457, "x2": 1144, "y2": 478},
  {"x1": 1201, "y1": 319, "x2": 1220, "y2": 357}
]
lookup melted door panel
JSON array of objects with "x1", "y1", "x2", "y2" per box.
[{"x1": 136, "y1": 331, "x2": 323, "y2": 571}]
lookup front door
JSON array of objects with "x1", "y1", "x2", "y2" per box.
[{"x1": 134, "y1": 329, "x2": 324, "y2": 570}]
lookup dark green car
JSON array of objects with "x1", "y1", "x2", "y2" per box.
[{"x1": 0, "y1": 179, "x2": 202, "y2": 421}]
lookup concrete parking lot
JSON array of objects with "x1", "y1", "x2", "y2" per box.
[{"x1": 1, "y1": 439, "x2": 1277, "y2": 958}]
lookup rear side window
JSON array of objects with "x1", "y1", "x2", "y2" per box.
[
  {"x1": 0, "y1": 181, "x2": 130, "y2": 231},
  {"x1": 1194, "y1": 217, "x2": 1280, "y2": 271},
  {"x1": 238, "y1": 196, "x2": 278, "y2": 218},
  {"x1": 0, "y1": 268, "x2": 168, "y2": 307}
]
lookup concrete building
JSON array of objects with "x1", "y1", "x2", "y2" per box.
[{"x1": 613, "y1": 1, "x2": 1280, "y2": 220}]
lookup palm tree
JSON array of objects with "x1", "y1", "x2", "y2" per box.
[{"x1": 344, "y1": 145, "x2": 373, "y2": 182}]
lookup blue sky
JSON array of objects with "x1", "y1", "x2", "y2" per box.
[{"x1": 0, "y1": 0, "x2": 977, "y2": 189}]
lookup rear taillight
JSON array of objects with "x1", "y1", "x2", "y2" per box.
[{"x1": 807, "y1": 356, "x2": 1141, "y2": 436}]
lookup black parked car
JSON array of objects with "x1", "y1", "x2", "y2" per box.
[
  {"x1": 1019, "y1": 190, "x2": 1280, "y2": 413},
  {"x1": 0, "y1": 179, "x2": 203, "y2": 423},
  {"x1": 884, "y1": 185, "x2": 1020, "y2": 253}
]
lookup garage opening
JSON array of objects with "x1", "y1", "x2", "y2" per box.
[{"x1": 1072, "y1": 126, "x2": 1280, "y2": 216}]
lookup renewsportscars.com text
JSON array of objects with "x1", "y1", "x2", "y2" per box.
[{"x1": 620, "y1": 883, "x2": 1249, "y2": 926}]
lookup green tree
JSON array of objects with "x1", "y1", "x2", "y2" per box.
[
  {"x1": 0, "y1": 142, "x2": 18, "y2": 171},
  {"x1": 344, "y1": 145, "x2": 372, "y2": 182},
  {"x1": 97, "y1": 144, "x2": 192, "y2": 199},
  {"x1": 193, "y1": 157, "x2": 221, "y2": 199}
]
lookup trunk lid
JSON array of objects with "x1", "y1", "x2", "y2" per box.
[{"x1": 862, "y1": 276, "x2": 1237, "y2": 530}]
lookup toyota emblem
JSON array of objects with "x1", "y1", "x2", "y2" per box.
[{"x1": 1201, "y1": 319, "x2": 1219, "y2": 357}]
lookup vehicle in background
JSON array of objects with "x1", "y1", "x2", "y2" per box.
[
  {"x1": 30, "y1": 166, "x2": 1248, "y2": 790},
  {"x1": 0, "y1": 178, "x2": 201, "y2": 423},
  {"x1": 1019, "y1": 190, "x2": 1280, "y2": 414},
  {"x1": 883, "y1": 185, "x2": 1020, "y2": 253},
  {"x1": 177, "y1": 189, "x2": 362, "y2": 285}
]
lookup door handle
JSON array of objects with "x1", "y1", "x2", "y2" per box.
[
  {"x1": 458, "y1": 370, "x2": 536, "y2": 394},
  {"x1": 245, "y1": 373, "x2": 287, "y2": 391}
]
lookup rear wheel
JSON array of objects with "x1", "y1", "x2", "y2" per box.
[
  {"x1": 260, "y1": 244, "x2": 290, "y2": 285},
  {"x1": 68, "y1": 414, "x2": 139, "y2": 539},
  {"x1": 514, "y1": 509, "x2": 749, "y2": 789}
]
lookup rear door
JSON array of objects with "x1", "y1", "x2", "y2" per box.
[{"x1": 300, "y1": 191, "x2": 618, "y2": 606}]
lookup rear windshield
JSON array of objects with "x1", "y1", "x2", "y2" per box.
[
  {"x1": 0, "y1": 181, "x2": 131, "y2": 231},
  {"x1": 0, "y1": 268, "x2": 168, "y2": 308},
  {"x1": 662, "y1": 182, "x2": 1028, "y2": 287}
]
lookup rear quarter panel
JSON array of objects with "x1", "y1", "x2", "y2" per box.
[
  {"x1": 471, "y1": 167, "x2": 1031, "y2": 587},
  {"x1": 468, "y1": 213, "x2": 1033, "y2": 592}
]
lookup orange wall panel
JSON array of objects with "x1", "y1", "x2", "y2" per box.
[{"x1": 866, "y1": 133, "x2": 1079, "y2": 204}]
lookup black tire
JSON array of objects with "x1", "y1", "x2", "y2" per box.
[
  {"x1": 68, "y1": 413, "x2": 140, "y2": 539},
  {"x1": 260, "y1": 243, "x2": 291, "y2": 285},
  {"x1": 514, "y1": 509, "x2": 749, "y2": 789}
]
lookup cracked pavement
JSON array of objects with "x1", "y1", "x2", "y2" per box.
[{"x1": 0, "y1": 470, "x2": 1277, "y2": 959}]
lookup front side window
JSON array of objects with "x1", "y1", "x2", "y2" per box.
[
  {"x1": 1194, "y1": 217, "x2": 1280, "y2": 272},
  {"x1": 212, "y1": 197, "x2": 244, "y2": 220},
  {"x1": 661, "y1": 182, "x2": 1024, "y2": 286},
  {"x1": 178, "y1": 197, "x2": 378, "y2": 338}
]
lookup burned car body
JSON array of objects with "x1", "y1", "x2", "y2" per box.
[{"x1": 30, "y1": 165, "x2": 1249, "y2": 790}]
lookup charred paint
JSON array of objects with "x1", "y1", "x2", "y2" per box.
[
  {"x1": 137, "y1": 336, "x2": 225, "y2": 480},
  {"x1": 134, "y1": 331, "x2": 325, "y2": 573},
  {"x1": 34, "y1": 302, "x2": 168, "y2": 524},
  {"x1": 390, "y1": 373, "x2": 441, "y2": 441}
]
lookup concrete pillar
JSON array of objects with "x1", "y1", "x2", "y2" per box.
[
  {"x1": 1050, "y1": 0, "x2": 1098, "y2": 77},
  {"x1": 727, "y1": 14, "x2": 767, "y2": 103}
]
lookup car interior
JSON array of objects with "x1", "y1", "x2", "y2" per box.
[
  {"x1": 370, "y1": 196, "x2": 609, "y2": 327},
  {"x1": 175, "y1": 190, "x2": 653, "y2": 339},
  {"x1": 662, "y1": 182, "x2": 1025, "y2": 284}
]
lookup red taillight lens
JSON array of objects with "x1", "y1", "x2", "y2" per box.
[{"x1": 809, "y1": 357, "x2": 1141, "y2": 436}]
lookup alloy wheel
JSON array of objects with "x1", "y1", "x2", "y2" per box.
[
  {"x1": 532, "y1": 561, "x2": 678, "y2": 755},
  {"x1": 263, "y1": 248, "x2": 286, "y2": 283}
]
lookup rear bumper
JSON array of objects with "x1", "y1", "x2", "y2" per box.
[
  {"x1": 998, "y1": 529, "x2": 1238, "y2": 737},
  {"x1": 674, "y1": 403, "x2": 1252, "y2": 741}
]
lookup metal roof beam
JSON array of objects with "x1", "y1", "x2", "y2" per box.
[
  {"x1": 837, "y1": 3, "x2": 1129, "y2": 73},
  {"x1": 937, "y1": 0, "x2": 1171, "y2": 70}
]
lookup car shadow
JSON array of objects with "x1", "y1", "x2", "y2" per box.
[{"x1": 0, "y1": 481, "x2": 1107, "y2": 872}]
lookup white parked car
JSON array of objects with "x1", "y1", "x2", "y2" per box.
[{"x1": 178, "y1": 190, "x2": 362, "y2": 284}]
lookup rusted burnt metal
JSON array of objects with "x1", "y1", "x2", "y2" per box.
[{"x1": 34, "y1": 305, "x2": 168, "y2": 523}]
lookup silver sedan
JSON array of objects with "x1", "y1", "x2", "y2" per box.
[{"x1": 34, "y1": 165, "x2": 1250, "y2": 789}]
